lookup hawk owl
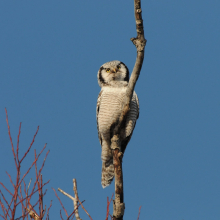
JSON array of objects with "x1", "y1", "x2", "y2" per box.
[{"x1": 96, "y1": 60, "x2": 139, "y2": 188}]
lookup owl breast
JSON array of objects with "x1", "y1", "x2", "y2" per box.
[{"x1": 98, "y1": 87, "x2": 126, "y2": 137}]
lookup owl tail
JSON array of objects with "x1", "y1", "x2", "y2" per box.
[{"x1": 101, "y1": 161, "x2": 114, "y2": 188}]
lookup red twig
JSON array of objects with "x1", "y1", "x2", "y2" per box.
[
  {"x1": 23, "y1": 181, "x2": 29, "y2": 220},
  {"x1": 45, "y1": 200, "x2": 52, "y2": 220},
  {"x1": 5, "y1": 108, "x2": 17, "y2": 169},
  {"x1": 76, "y1": 197, "x2": 92, "y2": 220},
  {"x1": 34, "y1": 149, "x2": 41, "y2": 216},
  {"x1": 52, "y1": 188, "x2": 69, "y2": 217},
  {"x1": 0, "y1": 196, "x2": 6, "y2": 218},
  {"x1": 20, "y1": 126, "x2": 39, "y2": 163},
  {"x1": 28, "y1": 199, "x2": 40, "y2": 218},
  {"x1": 39, "y1": 175, "x2": 43, "y2": 218},
  {"x1": 0, "y1": 189, "x2": 12, "y2": 218},
  {"x1": 0, "y1": 214, "x2": 5, "y2": 219},
  {"x1": 2, "y1": 110, "x2": 51, "y2": 219},
  {"x1": 16, "y1": 122, "x2": 22, "y2": 164},
  {"x1": 60, "y1": 210, "x2": 64, "y2": 220},
  {"x1": 15, "y1": 193, "x2": 44, "y2": 220},
  {"x1": 137, "y1": 206, "x2": 142, "y2": 220},
  {"x1": 16, "y1": 180, "x2": 50, "y2": 206},
  {"x1": 106, "y1": 193, "x2": 114, "y2": 220},
  {"x1": 67, "y1": 200, "x2": 85, "y2": 220},
  {"x1": 38, "y1": 149, "x2": 49, "y2": 176},
  {"x1": 18, "y1": 181, "x2": 25, "y2": 217},
  {"x1": 5, "y1": 194, "x2": 14, "y2": 219},
  {"x1": 19, "y1": 145, "x2": 47, "y2": 186},
  {"x1": 0, "y1": 181, "x2": 13, "y2": 196}
]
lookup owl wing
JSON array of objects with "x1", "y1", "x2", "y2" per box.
[
  {"x1": 121, "y1": 91, "x2": 139, "y2": 154},
  {"x1": 96, "y1": 90, "x2": 103, "y2": 146}
]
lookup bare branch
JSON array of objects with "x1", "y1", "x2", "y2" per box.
[
  {"x1": 25, "y1": 205, "x2": 40, "y2": 220},
  {"x1": 16, "y1": 122, "x2": 22, "y2": 164},
  {"x1": 106, "y1": 194, "x2": 114, "y2": 220},
  {"x1": 113, "y1": 0, "x2": 146, "y2": 137},
  {"x1": 111, "y1": 0, "x2": 146, "y2": 219},
  {"x1": 57, "y1": 188, "x2": 75, "y2": 202},
  {"x1": 0, "y1": 196, "x2": 7, "y2": 218},
  {"x1": 18, "y1": 181, "x2": 25, "y2": 217},
  {"x1": 0, "y1": 181, "x2": 13, "y2": 196},
  {"x1": 27, "y1": 178, "x2": 32, "y2": 193},
  {"x1": 19, "y1": 144, "x2": 47, "y2": 186},
  {"x1": 20, "y1": 126, "x2": 39, "y2": 164},
  {"x1": 60, "y1": 210, "x2": 64, "y2": 220},
  {"x1": 16, "y1": 180, "x2": 50, "y2": 206},
  {"x1": 53, "y1": 188, "x2": 69, "y2": 217},
  {"x1": 45, "y1": 200, "x2": 52, "y2": 220},
  {"x1": 137, "y1": 206, "x2": 142, "y2": 220},
  {"x1": 0, "y1": 189, "x2": 12, "y2": 213},
  {"x1": 73, "y1": 179, "x2": 92, "y2": 220},
  {"x1": 67, "y1": 201, "x2": 85, "y2": 220},
  {"x1": 58, "y1": 179, "x2": 93, "y2": 220},
  {"x1": 5, "y1": 108, "x2": 18, "y2": 169},
  {"x1": 73, "y1": 178, "x2": 81, "y2": 220},
  {"x1": 2, "y1": 110, "x2": 50, "y2": 220},
  {"x1": 77, "y1": 199, "x2": 92, "y2": 220}
]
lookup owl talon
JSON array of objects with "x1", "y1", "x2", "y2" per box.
[{"x1": 118, "y1": 152, "x2": 123, "y2": 158}]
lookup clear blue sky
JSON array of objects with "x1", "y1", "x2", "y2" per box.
[{"x1": 0, "y1": 1, "x2": 220, "y2": 219}]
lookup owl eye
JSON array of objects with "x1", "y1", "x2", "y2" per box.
[
  {"x1": 106, "y1": 68, "x2": 110, "y2": 73},
  {"x1": 117, "y1": 65, "x2": 121, "y2": 69}
]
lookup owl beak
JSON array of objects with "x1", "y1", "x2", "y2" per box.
[{"x1": 111, "y1": 68, "x2": 117, "y2": 73}]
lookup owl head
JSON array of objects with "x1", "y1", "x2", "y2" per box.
[{"x1": 97, "y1": 60, "x2": 129, "y2": 87}]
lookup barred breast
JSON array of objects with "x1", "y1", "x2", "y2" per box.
[
  {"x1": 98, "y1": 87, "x2": 125, "y2": 136},
  {"x1": 124, "y1": 92, "x2": 139, "y2": 138},
  {"x1": 98, "y1": 87, "x2": 139, "y2": 139}
]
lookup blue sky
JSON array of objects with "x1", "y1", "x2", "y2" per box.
[{"x1": 0, "y1": 0, "x2": 220, "y2": 219}]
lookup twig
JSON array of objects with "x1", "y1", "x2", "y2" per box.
[
  {"x1": 16, "y1": 180, "x2": 50, "y2": 206},
  {"x1": 67, "y1": 201, "x2": 85, "y2": 220},
  {"x1": 2, "y1": 110, "x2": 51, "y2": 219},
  {"x1": 20, "y1": 126, "x2": 39, "y2": 163},
  {"x1": 58, "y1": 179, "x2": 93, "y2": 220},
  {"x1": 0, "y1": 189, "x2": 12, "y2": 214},
  {"x1": 77, "y1": 198, "x2": 92, "y2": 220},
  {"x1": 73, "y1": 179, "x2": 92, "y2": 220},
  {"x1": 45, "y1": 200, "x2": 52, "y2": 220},
  {"x1": 137, "y1": 206, "x2": 142, "y2": 220},
  {"x1": 5, "y1": 108, "x2": 17, "y2": 169},
  {"x1": 73, "y1": 178, "x2": 81, "y2": 220},
  {"x1": 52, "y1": 188, "x2": 68, "y2": 217},
  {"x1": 16, "y1": 122, "x2": 22, "y2": 164},
  {"x1": 60, "y1": 210, "x2": 64, "y2": 220},
  {"x1": 58, "y1": 188, "x2": 75, "y2": 201},
  {"x1": 16, "y1": 186, "x2": 49, "y2": 220},
  {"x1": 0, "y1": 181, "x2": 13, "y2": 196},
  {"x1": 19, "y1": 181, "x2": 25, "y2": 217},
  {"x1": 27, "y1": 178, "x2": 32, "y2": 193},
  {"x1": 106, "y1": 193, "x2": 114, "y2": 220},
  {"x1": 25, "y1": 201, "x2": 40, "y2": 220},
  {"x1": 18, "y1": 144, "x2": 47, "y2": 186},
  {"x1": 0, "y1": 196, "x2": 6, "y2": 218}
]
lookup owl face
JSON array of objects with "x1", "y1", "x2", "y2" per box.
[{"x1": 97, "y1": 60, "x2": 129, "y2": 87}]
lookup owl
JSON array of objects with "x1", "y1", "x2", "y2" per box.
[{"x1": 96, "y1": 60, "x2": 139, "y2": 188}]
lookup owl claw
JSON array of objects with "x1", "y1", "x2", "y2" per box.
[{"x1": 118, "y1": 152, "x2": 123, "y2": 158}]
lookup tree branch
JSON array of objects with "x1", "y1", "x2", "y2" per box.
[
  {"x1": 58, "y1": 179, "x2": 93, "y2": 220},
  {"x1": 111, "y1": 0, "x2": 146, "y2": 219}
]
